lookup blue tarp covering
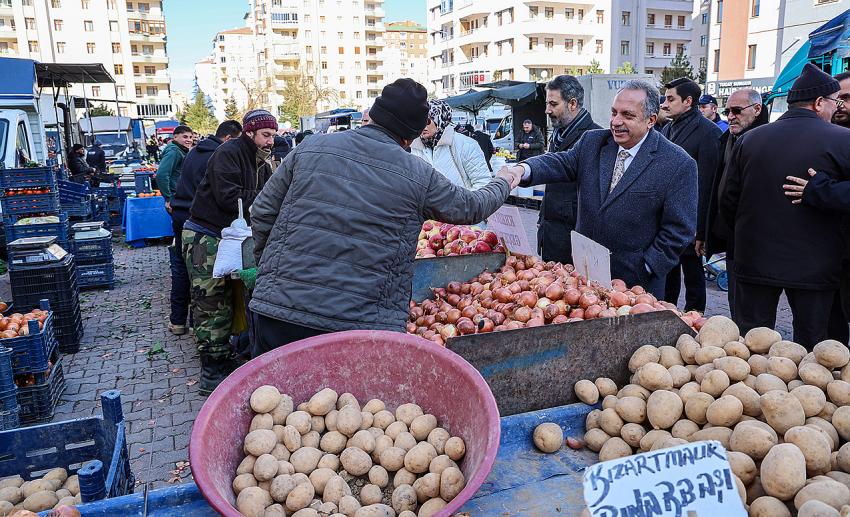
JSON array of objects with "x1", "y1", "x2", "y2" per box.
[
  {"x1": 0, "y1": 58, "x2": 37, "y2": 99},
  {"x1": 809, "y1": 8, "x2": 850, "y2": 59},
  {"x1": 771, "y1": 41, "x2": 813, "y2": 98}
]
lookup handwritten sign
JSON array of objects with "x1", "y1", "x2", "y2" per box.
[
  {"x1": 487, "y1": 205, "x2": 535, "y2": 257},
  {"x1": 583, "y1": 440, "x2": 747, "y2": 517},
  {"x1": 571, "y1": 231, "x2": 612, "y2": 287}
]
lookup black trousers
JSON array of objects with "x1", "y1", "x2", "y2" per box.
[
  {"x1": 664, "y1": 251, "x2": 706, "y2": 312},
  {"x1": 251, "y1": 313, "x2": 329, "y2": 358},
  {"x1": 169, "y1": 217, "x2": 190, "y2": 326},
  {"x1": 734, "y1": 280, "x2": 835, "y2": 349},
  {"x1": 726, "y1": 260, "x2": 737, "y2": 321},
  {"x1": 827, "y1": 261, "x2": 850, "y2": 344}
]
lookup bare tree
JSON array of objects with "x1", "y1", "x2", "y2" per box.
[{"x1": 278, "y1": 69, "x2": 339, "y2": 127}]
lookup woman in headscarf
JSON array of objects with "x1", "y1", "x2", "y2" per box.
[{"x1": 411, "y1": 100, "x2": 492, "y2": 190}]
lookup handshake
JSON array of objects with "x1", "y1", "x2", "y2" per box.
[{"x1": 495, "y1": 165, "x2": 526, "y2": 189}]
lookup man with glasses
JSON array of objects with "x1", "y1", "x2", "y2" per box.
[
  {"x1": 703, "y1": 88, "x2": 769, "y2": 319},
  {"x1": 720, "y1": 64, "x2": 850, "y2": 348}
]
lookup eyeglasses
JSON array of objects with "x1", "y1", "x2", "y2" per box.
[
  {"x1": 823, "y1": 96, "x2": 846, "y2": 109},
  {"x1": 722, "y1": 103, "x2": 759, "y2": 117}
]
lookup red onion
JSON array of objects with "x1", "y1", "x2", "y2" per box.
[
  {"x1": 564, "y1": 288, "x2": 581, "y2": 305},
  {"x1": 518, "y1": 292, "x2": 538, "y2": 308},
  {"x1": 513, "y1": 306, "x2": 532, "y2": 323},
  {"x1": 456, "y1": 318, "x2": 476, "y2": 335},
  {"x1": 447, "y1": 281, "x2": 462, "y2": 295},
  {"x1": 578, "y1": 292, "x2": 599, "y2": 309}
]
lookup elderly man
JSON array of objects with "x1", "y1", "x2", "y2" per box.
[
  {"x1": 500, "y1": 80, "x2": 698, "y2": 296},
  {"x1": 720, "y1": 64, "x2": 850, "y2": 348},
  {"x1": 704, "y1": 88, "x2": 769, "y2": 319}
]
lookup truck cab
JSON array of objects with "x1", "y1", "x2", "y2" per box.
[{"x1": 0, "y1": 109, "x2": 42, "y2": 169}]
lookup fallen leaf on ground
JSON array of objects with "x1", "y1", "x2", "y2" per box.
[{"x1": 186, "y1": 379, "x2": 197, "y2": 386}]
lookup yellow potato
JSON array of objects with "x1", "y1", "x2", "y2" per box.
[
  {"x1": 409, "y1": 414, "x2": 438, "y2": 442},
  {"x1": 444, "y1": 436, "x2": 465, "y2": 461},
  {"x1": 620, "y1": 423, "x2": 647, "y2": 448},
  {"x1": 714, "y1": 356, "x2": 751, "y2": 382},
  {"x1": 584, "y1": 428, "x2": 611, "y2": 453},
  {"x1": 285, "y1": 481, "x2": 315, "y2": 512},
  {"x1": 755, "y1": 373, "x2": 788, "y2": 395},
  {"x1": 270, "y1": 474, "x2": 297, "y2": 503},
  {"x1": 306, "y1": 388, "x2": 338, "y2": 417},
  {"x1": 705, "y1": 395, "x2": 743, "y2": 427},
  {"x1": 659, "y1": 346, "x2": 684, "y2": 368},
  {"x1": 684, "y1": 392, "x2": 714, "y2": 425},
  {"x1": 575, "y1": 379, "x2": 600, "y2": 404},
  {"x1": 614, "y1": 397, "x2": 646, "y2": 424},
  {"x1": 617, "y1": 384, "x2": 650, "y2": 400},
  {"x1": 639, "y1": 429, "x2": 671, "y2": 452},
  {"x1": 676, "y1": 334, "x2": 700, "y2": 365},
  {"x1": 724, "y1": 340, "x2": 751, "y2": 360},
  {"x1": 748, "y1": 354, "x2": 770, "y2": 376},
  {"x1": 829, "y1": 381, "x2": 850, "y2": 406},
  {"x1": 595, "y1": 378, "x2": 618, "y2": 397},
  {"x1": 439, "y1": 466, "x2": 465, "y2": 502},
  {"x1": 761, "y1": 391, "x2": 806, "y2": 434},
  {"x1": 323, "y1": 476, "x2": 352, "y2": 505},
  {"x1": 413, "y1": 472, "x2": 440, "y2": 503},
  {"x1": 403, "y1": 442, "x2": 437, "y2": 474},
  {"x1": 724, "y1": 382, "x2": 762, "y2": 417},
  {"x1": 785, "y1": 426, "x2": 832, "y2": 476},
  {"x1": 769, "y1": 340, "x2": 808, "y2": 364},
  {"x1": 244, "y1": 429, "x2": 278, "y2": 457},
  {"x1": 628, "y1": 345, "x2": 661, "y2": 373},
  {"x1": 598, "y1": 437, "x2": 632, "y2": 461},
  {"x1": 767, "y1": 356, "x2": 798, "y2": 383},
  {"x1": 794, "y1": 478, "x2": 850, "y2": 511},
  {"x1": 637, "y1": 363, "x2": 673, "y2": 391},
  {"x1": 417, "y1": 498, "x2": 447, "y2": 517},
  {"x1": 749, "y1": 496, "x2": 792, "y2": 517},
  {"x1": 695, "y1": 346, "x2": 726, "y2": 366},
  {"x1": 670, "y1": 419, "x2": 699, "y2": 440},
  {"x1": 533, "y1": 423, "x2": 564, "y2": 453},
  {"x1": 697, "y1": 316, "x2": 740, "y2": 348},
  {"x1": 700, "y1": 369, "x2": 730, "y2": 397},
  {"x1": 688, "y1": 427, "x2": 732, "y2": 450},
  {"x1": 833, "y1": 406, "x2": 850, "y2": 442},
  {"x1": 815, "y1": 340, "x2": 850, "y2": 369},
  {"x1": 237, "y1": 486, "x2": 272, "y2": 517},
  {"x1": 727, "y1": 451, "x2": 757, "y2": 485},
  {"x1": 797, "y1": 499, "x2": 842, "y2": 517},
  {"x1": 340, "y1": 447, "x2": 373, "y2": 476},
  {"x1": 646, "y1": 390, "x2": 683, "y2": 430},
  {"x1": 760, "y1": 443, "x2": 807, "y2": 501},
  {"x1": 730, "y1": 421, "x2": 778, "y2": 460},
  {"x1": 745, "y1": 327, "x2": 782, "y2": 354},
  {"x1": 800, "y1": 362, "x2": 835, "y2": 390},
  {"x1": 792, "y1": 385, "x2": 828, "y2": 418}
]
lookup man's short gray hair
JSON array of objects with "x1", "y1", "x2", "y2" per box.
[
  {"x1": 547, "y1": 75, "x2": 585, "y2": 108},
  {"x1": 618, "y1": 80, "x2": 660, "y2": 119},
  {"x1": 732, "y1": 88, "x2": 763, "y2": 106}
]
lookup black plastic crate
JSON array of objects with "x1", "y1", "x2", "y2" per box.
[
  {"x1": 71, "y1": 236, "x2": 113, "y2": 264},
  {"x1": 52, "y1": 308, "x2": 83, "y2": 353},
  {"x1": 10, "y1": 255, "x2": 79, "y2": 309},
  {"x1": 78, "y1": 263, "x2": 115, "y2": 289},
  {"x1": 0, "y1": 167, "x2": 57, "y2": 191},
  {"x1": 0, "y1": 192, "x2": 60, "y2": 216},
  {"x1": 17, "y1": 358, "x2": 65, "y2": 425}
]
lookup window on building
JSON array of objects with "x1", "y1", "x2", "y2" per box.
[
  {"x1": 356, "y1": 91, "x2": 362, "y2": 99},
  {"x1": 53, "y1": 19, "x2": 63, "y2": 31},
  {"x1": 565, "y1": 8, "x2": 574, "y2": 20},
  {"x1": 51, "y1": 0, "x2": 60, "y2": 7},
  {"x1": 713, "y1": 49, "x2": 720, "y2": 72},
  {"x1": 305, "y1": 45, "x2": 312, "y2": 53},
  {"x1": 144, "y1": 65, "x2": 155, "y2": 74},
  {"x1": 596, "y1": 10, "x2": 604, "y2": 23},
  {"x1": 747, "y1": 44, "x2": 757, "y2": 69},
  {"x1": 751, "y1": 0, "x2": 759, "y2": 17},
  {"x1": 339, "y1": 77, "x2": 345, "y2": 84},
  {"x1": 117, "y1": 86, "x2": 124, "y2": 96},
  {"x1": 621, "y1": 40, "x2": 630, "y2": 55},
  {"x1": 646, "y1": 42, "x2": 654, "y2": 55},
  {"x1": 700, "y1": 35, "x2": 707, "y2": 46},
  {"x1": 354, "y1": 47, "x2": 360, "y2": 54},
  {"x1": 84, "y1": 20, "x2": 93, "y2": 31},
  {"x1": 128, "y1": 19, "x2": 165, "y2": 35},
  {"x1": 529, "y1": 6, "x2": 538, "y2": 18},
  {"x1": 702, "y1": 12, "x2": 708, "y2": 24},
  {"x1": 86, "y1": 42, "x2": 95, "y2": 53},
  {"x1": 699, "y1": 57, "x2": 707, "y2": 70},
  {"x1": 565, "y1": 39, "x2": 574, "y2": 51},
  {"x1": 137, "y1": 2, "x2": 149, "y2": 12},
  {"x1": 595, "y1": 39, "x2": 603, "y2": 53},
  {"x1": 110, "y1": 20, "x2": 118, "y2": 31},
  {"x1": 678, "y1": 15, "x2": 685, "y2": 27},
  {"x1": 577, "y1": 9, "x2": 584, "y2": 21},
  {"x1": 114, "y1": 64, "x2": 123, "y2": 74},
  {"x1": 56, "y1": 42, "x2": 65, "y2": 53},
  {"x1": 321, "y1": 61, "x2": 327, "y2": 69},
  {"x1": 135, "y1": 86, "x2": 142, "y2": 96},
  {"x1": 677, "y1": 43, "x2": 685, "y2": 54},
  {"x1": 22, "y1": 0, "x2": 32, "y2": 5},
  {"x1": 544, "y1": 38, "x2": 553, "y2": 50},
  {"x1": 338, "y1": 46, "x2": 344, "y2": 54},
  {"x1": 81, "y1": 0, "x2": 89, "y2": 7},
  {"x1": 28, "y1": 41, "x2": 38, "y2": 53},
  {"x1": 25, "y1": 18, "x2": 35, "y2": 29},
  {"x1": 92, "y1": 86, "x2": 100, "y2": 97},
  {"x1": 146, "y1": 86, "x2": 157, "y2": 96},
  {"x1": 577, "y1": 39, "x2": 583, "y2": 52},
  {"x1": 621, "y1": 11, "x2": 630, "y2": 25},
  {"x1": 663, "y1": 42, "x2": 671, "y2": 55},
  {"x1": 107, "y1": 0, "x2": 116, "y2": 8},
  {"x1": 647, "y1": 13, "x2": 655, "y2": 26},
  {"x1": 320, "y1": 46, "x2": 327, "y2": 54},
  {"x1": 528, "y1": 37, "x2": 537, "y2": 50},
  {"x1": 545, "y1": 7, "x2": 553, "y2": 19},
  {"x1": 142, "y1": 44, "x2": 153, "y2": 55},
  {"x1": 664, "y1": 14, "x2": 672, "y2": 27},
  {"x1": 320, "y1": 15, "x2": 325, "y2": 23},
  {"x1": 717, "y1": 0, "x2": 723, "y2": 23}
]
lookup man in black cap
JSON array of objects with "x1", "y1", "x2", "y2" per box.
[
  {"x1": 720, "y1": 63, "x2": 850, "y2": 347},
  {"x1": 698, "y1": 94, "x2": 729, "y2": 132},
  {"x1": 248, "y1": 79, "x2": 517, "y2": 356},
  {"x1": 515, "y1": 119, "x2": 545, "y2": 162}
]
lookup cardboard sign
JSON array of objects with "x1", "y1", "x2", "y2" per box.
[
  {"x1": 571, "y1": 231, "x2": 612, "y2": 287},
  {"x1": 583, "y1": 440, "x2": 747, "y2": 517},
  {"x1": 487, "y1": 205, "x2": 536, "y2": 256}
]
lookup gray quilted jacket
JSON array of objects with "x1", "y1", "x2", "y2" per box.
[{"x1": 249, "y1": 125, "x2": 510, "y2": 332}]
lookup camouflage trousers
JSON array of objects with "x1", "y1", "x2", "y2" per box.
[{"x1": 182, "y1": 229, "x2": 232, "y2": 358}]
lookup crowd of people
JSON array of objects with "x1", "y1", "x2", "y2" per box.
[{"x1": 156, "y1": 67, "x2": 849, "y2": 394}]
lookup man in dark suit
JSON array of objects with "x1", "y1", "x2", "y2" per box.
[
  {"x1": 660, "y1": 78, "x2": 722, "y2": 313},
  {"x1": 720, "y1": 64, "x2": 850, "y2": 347},
  {"x1": 500, "y1": 80, "x2": 698, "y2": 296},
  {"x1": 537, "y1": 75, "x2": 601, "y2": 264}
]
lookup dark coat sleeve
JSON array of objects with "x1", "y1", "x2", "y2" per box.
[
  {"x1": 802, "y1": 173, "x2": 850, "y2": 214},
  {"x1": 528, "y1": 129, "x2": 545, "y2": 151},
  {"x1": 520, "y1": 133, "x2": 585, "y2": 186},
  {"x1": 718, "y1": 138, "x2": 745, "y2": 240},
  {"x1": 205, "y1": 148, "x2": 249, "y2": 215},
  {"x1": 695, "y1": 124, "x2": 723, "y2": 240}
]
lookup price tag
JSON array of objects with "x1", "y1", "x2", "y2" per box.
[
  {"x1": 487, "y1": 205, "x2": 535, "y2": 257},
  {"x1": 571, "y1": 231, "x2": 612, "y2": 287},
  {"x1": 583, "y1": 440, "x2": 747, "y2": 517}
]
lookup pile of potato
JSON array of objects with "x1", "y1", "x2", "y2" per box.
[
  {"x1": 0, "y1": 468, "x2": 80, "y2": 515},
  {"x1": 233, "y1": 386, "x2": 468, "y2": 517},
  {"x1": 568, "y1": 315, "x2": 850, "y2": 517}
]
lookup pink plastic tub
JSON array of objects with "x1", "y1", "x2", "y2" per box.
[{"x1": 190, "y1": 330, "x2": 501, "y2": 517}]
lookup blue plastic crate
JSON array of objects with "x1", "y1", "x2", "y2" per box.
[
  {"x1": 0, "y1": 167, "x2": 57, "y2": 190},
  {"x1": 78, "y1": 262, "x2": 115, "y2": 289},
  {"x1": 16, "y1": 356, "x2": 64, "y2": 424},
  {"x1": 0, "y1": 406, "x2": 19, "y2": 431},
  {"x1": 0, "y1": 391, "x2": 16, "y2": 412},
  {"x1": 0, "y1": 192, "x2": 60, "y2": 215},
  {"x1": 71, "y1": 236, "x2": 113, "y2": 264},
  {"x1": 0, "y1": 347, "x2": 15, "y2": 409},
  {"x1": 1, "y1": 301, "x2": 58, "y2": 376},
  {"x1": 4, "y1": 213, "x2": 70, "y2": 247},
  {"x1": 0, "y1": 390, "x2": 134, "y2": 502},
  {"x1": 60, "y1": 198, "x2": 94, "y2": 218},
  {"x1": 57, "y1": 179, "x2": 89, "y2": 197}
]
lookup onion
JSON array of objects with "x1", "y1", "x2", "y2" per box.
[
  {"x1": 494, "y1": 325, "x2": 507, "y2": 332},
  {"x1": 446, "y1": 294, "x2": 461, "y2": 307},
  {"x1": 494, "y1": 287, "x2": 513, "y2": 303},
  {"x1": 502, "y1": 271, "x2": 518, "y2": 283},
  {"x1": 517, "y1": 269, "x2": 535, "y2": 281},
  {"x1": 630, "y1": 303, "x2": 655, "y2": 315},
  {"x1": 554, "y1": 300, "x2": 568, "y2": 316},
  {"x1": 564, "y1": 288, "x2": 581, "y2": 305},
  {"x1": 526, "y1": 318, "x2": 545, "y2": 327},
  {"x1": 544, "y1": 304, "x2": 560, "y2": 321},
  {"x1": 608, "y1": 291, "x2": 630, "y2": 308},
  {"x1": 631, "y1": 285, "x2": 646, "y2": 295},
  {"x1": 578, "y1": 292, "x2": 599, "y2": 309},
  {"x1": 518, "y1": 291, "x2": 538, "y2": 308},
  {"x1": 507, "y1": 321, "x2": 524, "y2": 330},
  {"x1": 479, "y1": 318, "x2": 495, "y2": 333},
  {"x1": 416, "y1": 326, "x2": 428, "y2": 336},
  {"x1": 422, "y1": 315, "x2": 436, "y2": 327},
  {"x1": 435, "y1": 311, "x2": 447, "y2": 323},
  {"x1": 409, "y1": 306, "x2": 424, "y2": 321},
  {"x1": 457, "y1": 297, "x2": 472, "y2": 310},
  {"x1": 446, "y1": 309, "x2": 461, "y2": 324},
  {"x1": 513, "y1": 306, "x2": 532, "y2": 323},
  {"x1": 447, "y1": 281, "x2": 462, "y2": 295},
  {"x1": 584, "y1": 304, "x2": 603, "y2": 319},
  {"x1": 552, "y1": 315, "x2": 569, "y2": 324},
  {"x1": 515, "y1": 260, "x2": 526, "y2": 271},
  {"x1": 536, "y1": 297, "x2": 552, "y2": 310},
  {"x1": 518, "y1": 280, "x2": 530, "y2": 292},
  {"x1": 508, "y1": 282, "x2": 522, "y2": 295},
  {"x1": 423, "y1": 330, "x2": 436, "y2": 339},
  {"x1": 616, "y1": 306, "x2": 632, "y2": 316},
  {"x1": 430, "y1": 335, "x2": 445, "y2": 347},
  {"x1": 470, "y1": 282, "x2": 484, "y2": 296},
  {"x1": 693, "y1": 317, "x2": 708, "y2": 330},
  {"x1": 569, "y1": 308, "x2": 585, "y2": 319},
  {"x1": 635, "y1": 294, "x2": 656, "y2": 306},
  {"x1": 461, "y1": 283, "x2": 471, "y2": 295},
  {"x1": 440, "y1": 324, "x2": 458, "y2": 339},
  {"x1": 461, "y1": 306, "x2": 477, "y2": 320},
  {"x1": 565, "y1": 276, "x2": 579, "y2": 288},
  {"x1": 406, "y1": 323, "x2": 417, "y2": 333},
  {"x1": 479, "y1": 272, "x2": 494, "y2": 283},
  {"x1": 536, "y1": 284, "x2": 549, "y2": 298},
  {"x1": 490, "y1": 312, "x2": 505, "y2": 326},
  {"x1": 545, "y1": 283, "x2": 565, "y2": 301},
  {"x1": 456, "y1": 318, "x2": 476, "y2": 335},
  {"x1": 599, "y1": 308, "x2": 617, "y2": 318}
]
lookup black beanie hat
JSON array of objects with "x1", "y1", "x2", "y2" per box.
[
  {"x1": 788, "y1": 63, "x2": 840, "y2": 103},
  {"x1": 369, "y1": 79, "x2": 429, "y2": 140}
]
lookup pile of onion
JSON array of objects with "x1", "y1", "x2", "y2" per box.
[{"x1": 407, "y1": 255, "x2": 706, "y2": 346}]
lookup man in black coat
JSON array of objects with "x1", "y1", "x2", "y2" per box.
[
  {"x1": 720, "y1": 64, "x2": 850, "y2": 347},
  {"x1": 167, "y1": 120, "x2": 243, "y2": 338},
  {"x1": 703, "y1": 88, "x2": 770, "y2": 320},
  {"x1": 661, "y1": 78, "x2": 722, "y2": 313},
  {"x1": 67, "y1": 144, "x2": 95, "y2": 183},
  {"x1": 86, "y1": 141, "x2": 107, "y2": 173},
  {"x1": 515, "y1": 119, "x2": 545, "y2": 162},
  {"x1": 537, "y1": 75, "x2": 601, "y2": 264}
]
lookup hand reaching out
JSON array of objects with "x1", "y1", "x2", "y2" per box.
[
  {"x1": 496, "y1": 165, "x2": 525, "y2": 189},
  {"x1": 783, "y1": 168, "x2": 817, "y2": 205}
]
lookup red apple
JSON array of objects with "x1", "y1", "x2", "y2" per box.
[
  {"x1": 446, "y1": 240, "x2": 464, "y2": 255},
  {"x1": 428, "y1": 234, "x2": 443, "y2": 251},
  {"x1": 473, "y1": 240, "x2": 492, "y2": 253},
  {"x1": 446, "y1": 226, "x2": 461, "y2": 242},
  {"x1": 440, "y1": 223, "x2": 452, "y2": 237},
  {"x1": 436, "y1": 249, "x2": 445, "y2": 256},
  {"x1": 460, "y1": 245, "x2": 473, "y2": 255},
  {"x1": 459, "y1": 228, "x2": 477, "y2": 244},
  {"x1": 423, "y1": 221, "x2": 434, "y2": 232},
  {"x1": 480, "y1": 230, "x2": 499, "y2": 247}
]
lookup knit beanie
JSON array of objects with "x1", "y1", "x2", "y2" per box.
[
  {"x1": 368, "y1": 79, "x2": 429, "y2": 140},
  {"x1": 788, "y1": 63, "x2": 840, "y2": 103},
  {"x1": 242, "y1": 109, "x2": 279, "y2": 133}
]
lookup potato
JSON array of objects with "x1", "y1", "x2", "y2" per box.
[
  {"x1": 637, "y1": 363, "x2": 673, "y2": 391},
  {"x1": 713, "y1": 356, "x2": 750, "y2": 382},
  {"x1": 439, "y1": 466, "x2": 465, "y2": 502},
  {"x1": 354, "y1": 504, "x2": 395, "y2": 517},
  {"x1": 575, "y1": 379, "x2": 600, "y2": 404},
  {"x1": 815, "y1": 340, "x2": 850, "y2": 369},
  {"x1": 395, "y1": 433, "x2": 418, "y2": 453},
  {"x1": 601, "y1": 394, "x2": 618, "y2": 410},
  {"x1": 689, "y1": 427, "x2": 732, "y2": 450},
  {"x1": 372, "y1": 435, "x2": 394, "y2": 463},
  {"x1": 754, "y1": 373, "x2": 788, "y2": 395},
  {"x1": 286, "y1": 481, "x2": 315, "y2": 512},
  {"x1": 317, "y1": 455, "x2": 338, "y2": 472},
  {"x1": 671, "y1": 419, "x2": 699, "y2": 440},
  {"x1": 706, "y1": 395, "x2": 743, "y2": 427},
  {"x1": 408, "y1": 414, "x2": 437, "y2": 442},
  {"x1": 338, "y1": 495, "x2": 361, "y2": 515},
  {"x1": 723, "y1": 382, "x2": 762, "y2": 417},
  {"x1": 334, "y1": 405, "x2": 363, "y2": 439},
  {"x1": 617, "y1": 384, "x2": 650, "y2": 400},
  {"x1": 613, "y1": 397, "x2": 646, "y2": 424},
  {"x1": 768, "y1": 356, "x2": 798, "y2": 383},
  {"x1": 595, "y1": 377, "x2": 618, "y2": 397},
  {"x1": 676, "y1": 334, "x2": 700, "y2": 364},
  {"x1": 394, "y1": 467, "x2": 417, "y2": 488},
  {"x1": 695, "y1": 346, "x2": 726, "y2": 366},
  {"x1": 801, "y1": 363, "x2": 835, "y2": 390},
  {"x1": 269, "y1": 395, "x2": 294, "y2": 426},
  {"x1": 620, "y1": 423, "x2": 647, "y2": 448},
  {"x1": 0, "y1": 476, "x2": 23, "y2": 490},
  {"x1": 770, "y1": 340, "x2": 808, "y2": 364},
  {"x1": 444, "y1": 436, "x2": 465, "y2": 462},
  {"x1": 290, "y1": 447, "x2": 323, "y2": 474},
  {"x1": 336, "y1": 392, "x2": 360, "y2": 411},
  {"x1": 750, "y1": 496, "x2": 792, "y2": 517},
  {"x1": 833, "y1": 406, "x2": 850, "y2": 442},
  {"x1": 270, "y1": 474, "x2": 297, "y2": 502},
  {"x1": 271, "y1": 444, "x2": 291, "y2": 462},
  {"x1": 628, "y1": 345, "x2": 660, "y2": 372},
  {"x1": 251, "y1": 413, "x2": 274, "y2": 432},
  {"x1": 533, "y1": 423, "x2": 563, "y2": 453},
  {"x1": 245, "y1": 429, "x2": 278, "y2": 457},
  {"x1": 808, "y1": 418, "x2": 840, "y2": 451},
  {"x1": 61, "y1": 475, "x2": 78, "y2": 496},
  {"x1": 418, "y1": 497, "x2": 447, "y2": 517},
  {"x1": 351, "y1": 430, "x2": 377, "y2": 454},
  {"x1": 55, "y1": 489, "x2": 71, "y2": 500},
  {"x1": 379, "y1": 447, "x2": 407, "y2": 472},
  {"x1": 390, "y1": 484, "x2": 417, "y2": 513},
  {"x1": 599, "y1": 437, "x2": 632, "y2": 461},
  {"x1": 0, "y1": 486, "x2": 22, "y2": 504},
  {"x1": 748, "y1": 354, "x2": 770, "y2": 376},
  {"x1": 822, "y1": 402, "x2": 839, "y2": 421},
  {"x1": 254, "y1": 453, "x2": 280, "y2": 482},
  {"x1": 698, "y1": 316, "x2": 740, "y2": 347},
  {"x1": 372, "y1": 410, "x2": 395, "y2": 430},
  {"x1": 324, "y1": 410, "x2": 339, "y2": 432},
  {"x1": 385, "y1": 421, "x2": 408, "y2": 441},
  {"x1": 829, "y1": 381, "x2": 850, "y2": 406},
  {"x1": 394, "y1": 403, "x2": 423, "y2": 426},
  {"x1": 402, "y1": 442, "x2": 436, "y2": 475},
  {"x1": 238, "y1": 486, "x2": 273, "y2": 517},
  {"x1": 306, "y1": 388, "x2": 338, "y2": 416},
  {"x1": 319, "y1": 431, "x2": 347, "y2": 454},
  {"x1": 599, "y1": 408, "x2": 624, "y2": 436},
  {"x1": 651, "y1": 437, "x2": 689, "y2": 451},
  {"x1": 677, "y1": 382, "x2": 701, "y2": 404},
  {"x1": 340, "y1": 447, "x2": 372, "y2": 476},
  {"x1": 584, "y1": 428, "x2": 611, "y2": 452},
  {"x1": 795, "y1": 478, "x2": 850, "y2": 510},
  {"x1": 251, "y1": 385, "x2": 282, "y2": 414},
  {"x1": 760, "y1": 443, "x2": 807, "y2": 500},
  {"x1": 730, "y1": 421, "x2": 778, "y2": 460},
  {"x1": 789, "y1": 385, "x2": 828, "y2": 419},
  {"x1": 323, "y1": 476, "x2": 351, "y2": 504},
  {"x1": 727, "y1": 451, "x2": 757, "y2": 485},
  {"x1": 639, "y1": 430, "x2": 671, "y2": 452},
  {"x1": 427, "y1": 428, "x2": 450, "y2": 455},
  {"x1": 747, "y1": 476, "x2": 767, "y2": 505},
  {"x1": 308, "y1": 468, "x2": 337, "y2": 495},
  {"x1": 798, "y1": 499, "x2": 841, "y2": 517},
  {"x1": 684, "y1": 392, "x2": 714, "y2": 425},
  {"x1": 761, "y1": 391, "x2": 806, "y2": 434},
  {"x1": 701, "y1": 370, "x2": 730, "y2": 397},
  {"x1": 42, "y1": 468, "x2": 67, "y2": 486},
  {"x1": 785, "y1": 426, "x2": 832, "y2": 476},
  {"x1": 413, "y1": 472, "x2": 440, "y2": 503},
  {"x1": 668, "y1": 365, "x2": 691, "y2": 388},
  {"x1": 745, "y1": 327, "x2": 782, "y2": 353}
]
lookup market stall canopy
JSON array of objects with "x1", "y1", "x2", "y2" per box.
[
  {"x1": 770, "y1": 42, "x2": 813, "y2": 99},
  {"x1": 34, "y1": 62, "x2": 115, "y2": 87},
  {"x1": 443, "y1": 89, "x2": 496, "y2": 115},
  {"x1": 73, "y1": 98, "x2": 136, "y2": 109},
  {"x1": 808, "y1": 8, "x2": 850, "y2": 59},
  {"x1": 489, "y1": 82, "x2": 544, "y2": 107},
  {"x1": 442, "y1": 81, "x2": 545, "y2": 114},
  {"x1": 0, "y1": 58, "x2": 37, "y2": 99}
]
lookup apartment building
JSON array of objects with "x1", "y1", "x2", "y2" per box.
[
  {"x1": 195, "y1": 27, "x2": 259, "y2": 120},
  {"x1": 0, "y1": 0, "x2": 174, "y2": 120},
  {"x1": 426, "y1": 0, "x2": 708, "y2": 97},
  {"x1": 245, "y1": 0, "x2": 387, "y2": 113},
  {"x1": 705, "y1": 0, "x2": 846, "y2": 100},
  {"x1": 383, "y1": 20, "x2": 429, "y2": 90}
]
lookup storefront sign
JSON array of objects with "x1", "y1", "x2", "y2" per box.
[
  {"x1": 706, "y1": 77, "x2": 774, "y2": 98},
  {"x1": 583, "y1": 440, "x2": 747, "y2": 517},
  {"x1": 571, "y1": 231, "x2": 611, "y2": 287},
  {"x1": 487, "y1": 205, "x2": 535, "y2": 256}
]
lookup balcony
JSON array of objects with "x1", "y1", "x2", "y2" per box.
[
  {"x1": 522, "y1": 18, "x2": 596, "y2": 36},
  {"x1": 643, "y1": 55, "x2": 675, "y2": 68},
  {"x1": 129, "y1": 31, "x2": 166, "y2": 42},
  {"x1": 125, "y1": 9, "x2": 165, "y2": 20},
  {"x1": 645, "y1": 25, "x2": 691, "y2": 40},
  {"x1": 457, "y1": 2, "x2": 489, "y2": 19},
  {"x1": 364, "y1": 7, "x2": 385, "y2": 18},
  {"x1": 133, "y1": 72, "x2": 170, "y2": 84},
  {"x1": 646, "y1": 0, "x2": 694, "y2": 12},
  {"x1": 365, "y1": 66, "x2": 385, "y2": 75},
  {"x1": 457, "y1": 27, "x2": 490, "y2": 45},
  {"x1": 131, "y1": 53, "x2": 169, "y2": 64},
  {"x1": 365, "y1": 23, "x2": 385, "y2": 33},
  {"x1": 365, "y1": 36, "x2": 385, "y2": 47},
  {"x1": 0, "y1": 26, "x2": 15, "y2": 38},
  {"x1": 273, "y1": 65, "x2": 300, "y2": 77},
  {"x1": 0, "y1": 3, "x2": 12, "y2": 13}
]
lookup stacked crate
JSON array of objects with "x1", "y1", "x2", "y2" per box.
[
  {"x1": 70, "y1": 222, "x2": 115, "y2": 289},
  {"x1": 7, "y1": 237, "x2": 83, "y2": 353},
  {"x1": 58, "y1": 179, "x2": 94, "y2": 221},
  {"x1": 1, "y1": 166, "x2": 68, "y2": 249}
]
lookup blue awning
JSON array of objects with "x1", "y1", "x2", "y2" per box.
[
  {"x1": 808, "y1": 8, "x2": 850, "y2": 59},
  {"x1": 0, "y1": 58, "x2": 37, "y2": 100},
  {"x1": 770, "y1": 41, "x2": 812, "y2": 100}
]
